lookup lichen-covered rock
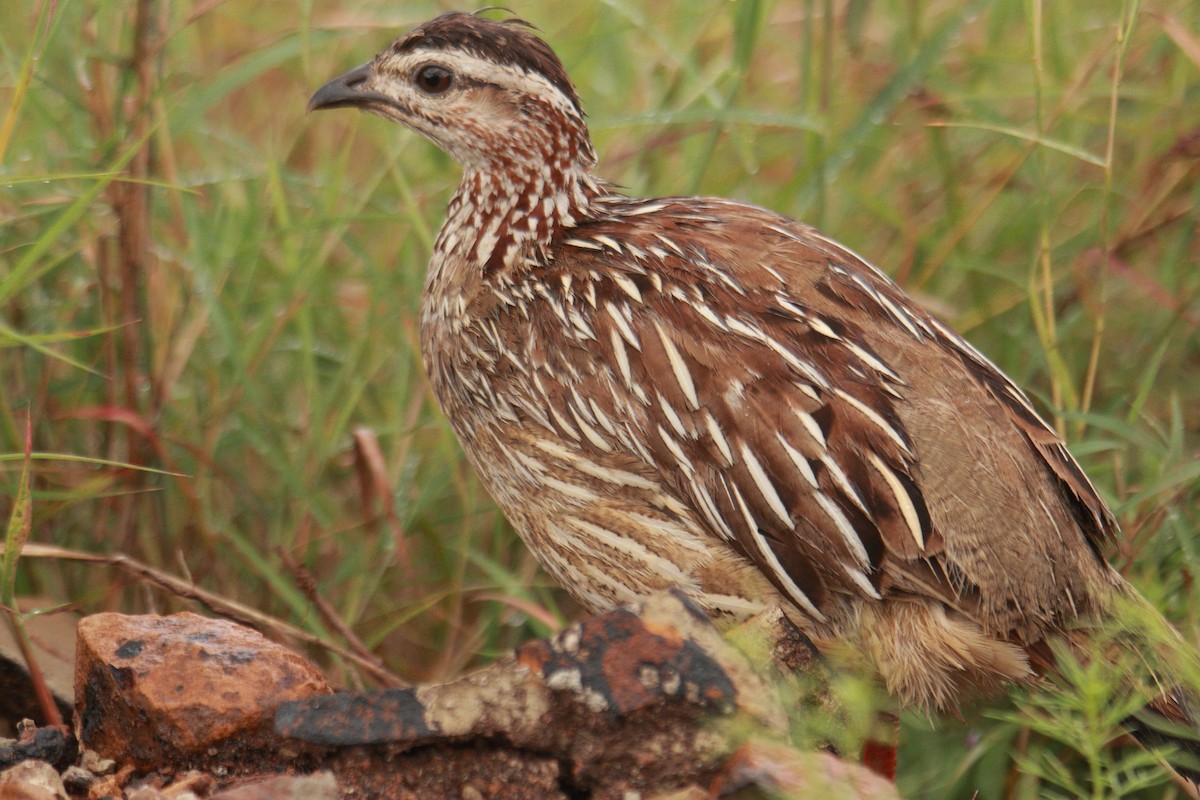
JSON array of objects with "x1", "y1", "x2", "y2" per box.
[
  {"x1": 277, "y1": 592, "x2": 799, "y2": 799},
  {"x1": 68, "y1": 599, "x2": 896, "y2": 798}
]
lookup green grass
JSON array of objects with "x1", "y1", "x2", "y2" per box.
[{"x1": 2, "y1": 0, "x2": 1198, "y2": 794}]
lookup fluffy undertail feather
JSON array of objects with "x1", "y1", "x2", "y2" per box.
[
  {"x1": 855, "y1": 591, "x2": 1200, "y2": 788},
  {"x1": 857, "y1": 601, "x2": 1033, "y2": 712}
]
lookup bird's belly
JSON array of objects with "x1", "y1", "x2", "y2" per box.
[
  {"x1": 450, "y1": 407, "x2": 787, "y2": 623},
  {"x1": 420, "y1": 305, "x2": 827, "y2": 631}
]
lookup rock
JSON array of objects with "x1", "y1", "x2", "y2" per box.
[
  {"x1": 646, "y1": 789, "x2": 708, "y2": 800},
  {"x1": 58, "y1": 766, "x2": 94, "y2": 795},
  {"x1": 210, "y1": 771, "x2": 338, "y2": 800},
  {"x1": 0, "y1": 759, "x2": 66, "y2": 800},
  {"x1": 74, "y1": 613, "x2": 331, "y2": 774},
  {"x1": 83, "y1": 769, "x2": 129, "y2": 800},
  {"x1": 329, "y1": 747, "x2": 564, "y2": 800},
  {"x1": 125, "y1": 787, "x2": 169, "y2": 800},
  {"x1": 0, "y1": 783, "x2": 57, "y2": 800},
  {"x1": 277, "y1": 592, "x2": 791, "y2": 798},
  {"x1": 0, "y1": 726, "x2": 77, "y2": 772},
  {"x1": 66, "y1": 598, "x2": 895, "y2": 798},
  {"x1": 159, "y1": 770, "x2": 216, "y2": 797},
  {"x1": 712, "y1": 741, "x2": 899, "y2": 799},
  {"x1": 78, "y1": 749, "x2": 115, "y2": 776}
]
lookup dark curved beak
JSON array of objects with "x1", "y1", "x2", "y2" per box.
[{"x1": 308, "y1": 62, "x2": 377, "y2": 112}]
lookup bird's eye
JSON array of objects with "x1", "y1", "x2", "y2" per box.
[{"x1": 415, "y1": 65, "x2": 453, "y2": 94}]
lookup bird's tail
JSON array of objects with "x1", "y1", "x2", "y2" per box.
[
  {"x1": 1128, "y1": 690, "x2": 1200, "y2": 786},
  {"x1": 1115, "y1": 593, "x2": 1200, "y2": 788},
  {"x1": 1031, "y1": 588, "x2": 1200, "y2": 789}
]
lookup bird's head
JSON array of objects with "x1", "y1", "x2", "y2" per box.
[{"x1": 309, "y1": 12, "x2": 597, "y2": 175}]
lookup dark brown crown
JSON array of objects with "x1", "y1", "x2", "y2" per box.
[{"x1": 392, "y1": 12, "x2": 584, "y2": 116}]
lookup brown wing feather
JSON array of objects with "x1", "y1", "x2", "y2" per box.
[
  {"x1": 799, "y1": 228, "x2": 1118, "y2": 554},
  {"x1": 951, "y1": 346, "x2": 1119, "y2": 550},
  {"x1": 792, "y1": 212, "x2": 1117, "y2": 635},
  {"x1": 496, "y1": 195, "x2": 1114, "y2": 636},
  {"x1": 522, "y1": 199, "x2": 941, "y2": 623}
]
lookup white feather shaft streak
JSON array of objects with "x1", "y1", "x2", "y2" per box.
[
  {"x1": 689, "y1": 478, "x2": 736, "y2": 541},
  {"x1": 730, "y1": 485, "x2": 826, "y2": 622},
  {"x1": 653, "y1": 319, "x2": 701, "y2": 410},
  {"x1": 792, "y1": 406, "x2": 826, "y2": 449},
  {"x1": 610, "y1": 327, "x2": 634, "y2": 388},
  {"x1": 703, "y1": 412, "x2": 734, "y2": 465},
  {"x1": 820, "y1": 455, "x2": 869, "y2": 514},
  {"x1": 563, "y1": 515, "x2": 694, "y2": 586},
  {"x1": 833, "y1": 388, "x2": 911, "y2": 455},
  {"x1": 867, "y1": 451, "x2": 925, "y2": 551},
  {"x1": 528, "y1": 436, "x2": 656, "y2": 490},
  {"x1": 568, "y1": 403, "x2": 613, "y2": 451},
  {"x1": 813, "y1": 490, "x2": 870, "y2": 569},
  {"x1": 776, "y1": 433, "x2": 818, "y2": 489},
  {"x1": 610, "y1": 271, "x2": 642, "y2": 302},
  {"x1": 658, "y1": 392, "x2": 688, "y2": 438},
  {"x1": 605, "y1": 301, "x2": 641, "y2": 349},
  {"x1": 738, "y1": 440, "x2": 792, "y2": 526},
  {"x1": 844, "y1": 565, "x2": 882, "y2": 599}
]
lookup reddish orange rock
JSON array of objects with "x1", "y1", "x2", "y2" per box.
[{"x1": 74, "y1": 613, "x2": 331, "y2": 773}]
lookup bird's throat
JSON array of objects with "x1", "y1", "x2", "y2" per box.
[{"x1": 433, "y1": 161, "x2": 603, "y2": 277}]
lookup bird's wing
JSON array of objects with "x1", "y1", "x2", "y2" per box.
[
  {"x1": 792, "y1": 212, "x2": 1117, "y2": 551},
  {"x1": 505, "y1": 198, "x2": 1115, "y2": 625},
  {"x1": 502, "y1": 200, "x2": 942, "y2": 621}
]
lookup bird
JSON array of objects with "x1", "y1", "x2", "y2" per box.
[{"x1": 309, "y1": 9, "x2": 1197, "y2": 770}]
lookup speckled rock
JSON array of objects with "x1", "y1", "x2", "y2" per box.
[{"x1": 75, "y1": 613, "x2": 331, "y2": 774}]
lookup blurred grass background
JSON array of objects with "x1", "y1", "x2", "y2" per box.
[{"x1": 1, "y1": 0, "x2": 1198, "y2": 796}]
